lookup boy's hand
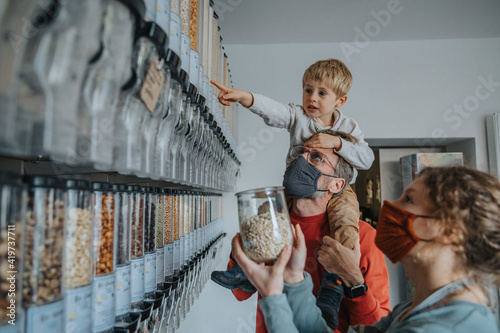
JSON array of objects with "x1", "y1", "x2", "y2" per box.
[
  {"x1": 317, "y1": 237, "x2": 364, "y2": 288},
  {"x1": 304, "y1": 133, "x2": 342, "y2": 151},
  {"x1": 211, "y1": 80, "x2": 254, "y2": 108}
]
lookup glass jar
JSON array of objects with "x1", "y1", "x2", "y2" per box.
[
  {"x1": 169, "y1": 0, "x2": 181, "y2": 56},
  {"x1": 36, "y1": 1, "x2": 102, "y2": 162},
  {"x1": 113, "y1": 21, "x2": 166, "y2": 176},
  {"x1": 144, "y1": 0, "x2": 156, "y2": 21},
  {"x1": 136, "y1": 22, "x2": 169, "y2": 179},
  {"x1": 189, "y1": 0, "x2": 200, "y2": 88},
  {"x1": 24, "y1": 176, "x2": 65, "y2": 332},
  {"x1": 163, "y1": 190, "x2": 174, "y2": 282},
  {"x1": 0, "y1": 171, "x2": 26, "y2": 330},
  {"x1": 155, "y1": 49, "x2": 182, "y2": 180},
  {"x1": 172, "y1": 191, "x2": 181, "y2": 277},
  {"x1": 155, "y1": 188, "x2": 165, "y2": 290},
  {"x1": 178, "y1": 191, "x2": 185, "y2": 270},
  {"x1": 236, "y1": 187, "x2": 293, "y2": 263},
  {"x1": 0, "y1": 1, "x2": 40, "y2": 157},
  {"x1": 77, "y1": 0, "x2": 145, "y2": 170},
  {"x1": 143, "y1": 186, "x2": 157, "y2": 298},
  {"x1": 91, "y1": 182, "x2": 116, "y2": 333},
  {"x1": 199, "y1": 0, "x2": 209, "y2": 77},
  {"x1": 206, "y1": 0, "x2": 214, "y2": 80},
  {"x1": 188, "y1": 95, "x2": 205, "y2": 185},
  {"x1": 130, "y1": 185, "x2": 145, "y2": 306},
  {"x1": 211, "y1": 11, "x2": 219, "y2": 84},
  {"x1": 167, "y1": 69, "x2": 189, "y2": 181},
  {"x1": 156, "y1": 0, "x2": 171, "y2": 33},
  {"x1": 63, "y1": 179, "x2": 93, "y2": 333},
  {"x1": 113, "y1": 184, "x2": 132, "y2": 321},
  {"x1": 177, "y1": 84, "x2": 197, "y2": 183},
  {"x1": 179, "y1": 0, "x2": 190, "y2": 74}
]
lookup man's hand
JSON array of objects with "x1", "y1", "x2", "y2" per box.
[
  {"x1": 304, "y1": 133, "x2": 342, "y2": 151},
  {"x1": 211, "y1": 80, "x2": 254, "y2": 108},
  {"x1": 284, "y1": 224, "x2": 307, "y2": 284},
  {"x1": 232, "y1": 233, "x2": 292, "y2": 297},
  {"x1": 317, "y1": 237, "x2": 364, "y2": 287}
]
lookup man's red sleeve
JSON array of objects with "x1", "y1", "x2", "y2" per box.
[
  {"x1": 227, "y1": 256, "x2": 256, "y2": 301},
  {"x1": 338, "y1": 221, "x2": 391, "y2": 331}
]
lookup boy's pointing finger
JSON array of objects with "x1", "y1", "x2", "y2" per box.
[{"x1": 210, "y1": 80, "x2": 228, "y2": 92}]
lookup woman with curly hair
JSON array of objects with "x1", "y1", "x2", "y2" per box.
[{"x1": 232, "y1": 166, "x2": 500, "y2": 333}]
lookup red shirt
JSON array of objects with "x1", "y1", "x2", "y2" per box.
[{"x1": 228, "y1": 211, "x2": 391, "y2": 333}]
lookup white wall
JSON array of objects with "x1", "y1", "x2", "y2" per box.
[{"x1": 177, "y1": 37, "x2": 500, "y2": 332}]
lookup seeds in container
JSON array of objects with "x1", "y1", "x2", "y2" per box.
[{"x1": 240, "y1": 212, "x2": 293, "y2": 263}]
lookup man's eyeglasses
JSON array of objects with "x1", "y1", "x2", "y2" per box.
[{"x1": 290, "y1": 146, "x2": 336, "y2": 173}]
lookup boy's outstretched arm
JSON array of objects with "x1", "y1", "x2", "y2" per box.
[{"x1": 211, "y1": 80, "x2": 254, "y2": 108}]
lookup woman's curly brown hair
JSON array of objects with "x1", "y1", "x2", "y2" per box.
[{"x1": 419, "y1": 166, "x2": 500, "y2": 288}]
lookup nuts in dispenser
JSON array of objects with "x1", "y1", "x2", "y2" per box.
[{"x1": 23, "y1": 180, "x2": 65, "y2": 305}]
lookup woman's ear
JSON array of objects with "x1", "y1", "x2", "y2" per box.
[
  {"x1": 328, "y1": 178, "x2": 345, "y2": 194},
  {"x1": 437, "y1": 228, "x2": 465, "y2": 253}
]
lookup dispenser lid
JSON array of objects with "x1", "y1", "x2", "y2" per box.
[
  {"x1": 64, "y1": 179, "x2": 91, "y2": 190},
  {"x1": 188, "y1": 83, "x2": 198, "y2": 100},
  {"x1": 112, "y1": 184, "x2": 129, "y2": 192},
  {"x1": 140, "y1": 21, "x2": 169, "y2": 58},
  {"x1": 91, "y1": 182, "x2": 112, "y2": 191},
  {"x1": 165, "y1": 49, "x2": 181, "y2": 76},
  {"x1": 177, "y1": 69, "x2": 189, "y2": 91},
  {"x1": 26, "y1": 175, "x2": 64, "y2": 189},
  {"x1": 197, "y1": 94, "x2": 206, "y2": 107}
]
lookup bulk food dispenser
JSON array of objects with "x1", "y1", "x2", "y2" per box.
[
  {"x1": 63, "y1": 179, "x2": 93, "y2": 333},
  {"x1": 113, "y1": 20, "x2": 166, "y2": 176},
  {"x1": 169, "y1": 0, "x2": 181, "y2": 57},
  {"x1": 112, "y1": 184, "x2": 132, "y2": 326},
  {"x1": 23, "y1": 176, "x2": 66, "y2": 333},
  {"x1": 0, "y1": 1, "x2": 101, "y2": 162},
  {"x1": 136, "y1": 23, "x2": 169, "y2": 179},
  {"x1": 155, "y1": 49, "x2": 182, "y2": 181},
  {"x1": 0, "y1": 172, "x2": 26, "y2": 333},
  {"x1": 76, "y1": 0, "x2": 145, "y2": 171},
  {"x1": 91, "y1": 182, "x2": 116, "y2": 333},
  {"x1": 129, "y1": 186, "x2": 153, "y2": 332}
]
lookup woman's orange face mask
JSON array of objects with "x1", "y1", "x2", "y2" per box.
[{"x1": 375, "y1": 200, "x2": 435, "y2": 263}]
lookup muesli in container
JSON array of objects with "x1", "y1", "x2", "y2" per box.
[{"x1": 236, "y1": 187, "x2": 293, "y2": 263}]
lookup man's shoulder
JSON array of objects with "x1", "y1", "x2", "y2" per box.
[
  {"x1": 358, "y1": 220, "x2": 376, "y2": 235},
  {"x1": 358, "y1": 220, "x2": 378, "y2": 246}
]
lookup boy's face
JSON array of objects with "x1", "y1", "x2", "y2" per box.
[{"x1": 302, "y1": 78, "x2": 347, "y2": 124}]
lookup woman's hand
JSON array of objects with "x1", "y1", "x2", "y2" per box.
[
  {"x1": 317, "y1": 237, "x2": 364, "y2": 287},
  {"x1": 211, "y1": 80, "x2": 254, "y2": 108},
  {"x1": 232, "y1": 233, "x2": 292, "y2": 297},
  {"x1": 304, "y1": 133, "x2": 342, "y2": 150},
  {"x1": 283, "y1": 224, "x2": 307, "y2": 284}
]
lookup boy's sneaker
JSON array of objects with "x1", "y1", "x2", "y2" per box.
[
  {"x1": 316, "y1": 272, "x2": 344, "y2": 330},
  {"x1": 211, "y1": 265, "x2": 257, "y2": 293}
]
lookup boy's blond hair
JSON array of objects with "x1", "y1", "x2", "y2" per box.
[{"x1": 302, "y1": 59, "x2": 353, "y2": 98}]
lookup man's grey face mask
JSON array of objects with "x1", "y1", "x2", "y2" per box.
[{"x1": 282, "y1": 156, "x2": 332, "y2": 198}]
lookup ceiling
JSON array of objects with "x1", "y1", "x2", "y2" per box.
[{"x1": 212, "y1": 0, "x2": 500, "y2": 45}]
